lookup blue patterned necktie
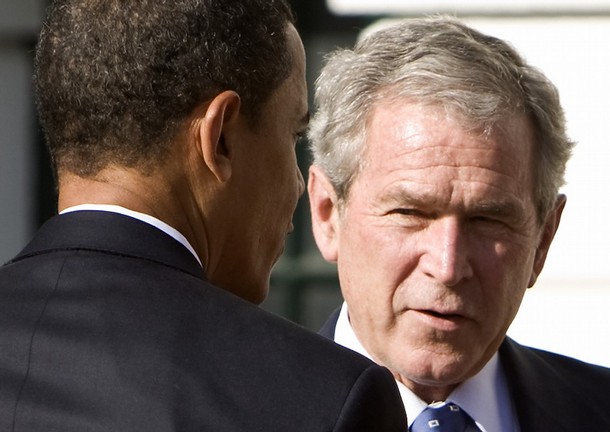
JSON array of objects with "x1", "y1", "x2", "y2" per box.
[{"x1": 409, "y1": 402, "x2": 480, "y2": 432}]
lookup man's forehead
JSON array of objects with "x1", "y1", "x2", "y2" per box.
[{"x1": 365, "y1": 99, "x2": 533, "y2": 153}]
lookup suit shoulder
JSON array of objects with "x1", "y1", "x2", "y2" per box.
[
  {"x1": 187, "y1": 286, "x2": 409, "y2": 430},
  {"x1": 225, "y1": 293, "x2": 378, "y2": 370},
  {"x1": 500, "y1": 337, "x2": 610, "y2": 426},
  {"x1": 508, "y1": 341, "x2": 610, "y2": 379}
]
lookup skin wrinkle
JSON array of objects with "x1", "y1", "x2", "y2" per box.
[{"x1": 363, "y1": 115, "x2": 527, "y2": 191}]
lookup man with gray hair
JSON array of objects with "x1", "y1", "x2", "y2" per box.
[{"x1": 308, "y1": 16, "x2": 610, "y2": 430}]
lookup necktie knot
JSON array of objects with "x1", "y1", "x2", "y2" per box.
[{"x1": 409, "y1": 402, "x2": 479, "y2": 431}]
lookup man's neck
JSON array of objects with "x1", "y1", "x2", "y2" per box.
[
  {"x1": 57, "y1": 167, "x2": 210, "y2": 268},
  {"x1": 58, "y1": 168, "x2": 165, "y2": 215},
  {"x1": 333, "y1": 303, "x2": 514, "y2": 431}
]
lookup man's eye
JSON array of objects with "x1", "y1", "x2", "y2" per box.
[
  {"x1": 387, "y1": 209, "x2": 432, "y2": 221},
  {"x1": 390, "y1": 208, "x2": 424, "y2": 217},
  {"x1": 472, "y1": 216, "x2": 500, "y2": 224},
  {"x1": 470, "y1": 216, "x2": 509, "y2": 230},
  {"x1": 385, "y1": 209, "x2": 431, "y2": 229}
]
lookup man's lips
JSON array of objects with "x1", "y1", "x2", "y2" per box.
[
  {"x1": 421, "y1": 309, "x2": 464, "y2": 318},
  {"x1": 411, "y1": 308, "x2": 469, "y2": 331}
]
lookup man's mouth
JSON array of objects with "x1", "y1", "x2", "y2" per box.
[{"x1": 413, "y1": 308, "x2": 469, "y2": 331}]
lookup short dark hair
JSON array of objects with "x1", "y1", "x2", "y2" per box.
[{"x1": 35, "y1": 0, "x2": 295, "y2": 176}]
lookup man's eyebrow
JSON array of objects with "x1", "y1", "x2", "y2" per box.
[
  {"x1": 379, "y1": 187, "x2": 434, "y2": 207},
  {"x1": 380, "y1": 187, "x2": 524, "y2": 219}
]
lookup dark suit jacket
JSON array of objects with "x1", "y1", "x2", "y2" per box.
[
  {"x1": 0, "y1": 211, "x2": 407, "y2": 432},
  {"x1": 321, "y1": 307, "x2": 610, "y2": 431}
]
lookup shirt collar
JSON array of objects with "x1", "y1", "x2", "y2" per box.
[
  {"x1": 60, "y1": 204, "x2": 202, "y2": 267},
  {"x1": 334, "y1": 302, "x2": 517, "y2": 431}
]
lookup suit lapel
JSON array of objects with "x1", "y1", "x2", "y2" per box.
[
  {"x1": 499, "y1": 337, "x2": 592, "y2": 431},
  {"x1": 319, "y1": 307, "x2": 341, "y2": 339}
]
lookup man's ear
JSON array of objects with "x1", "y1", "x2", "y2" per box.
[
  {"x1": 308, "y1": 165, "x2": 341, "y2": 263},
  {"x1": 528, "y1": 194, "x2": 567, "y2": 287},
  {"x1": 197, "y1": 90, "x2": 241, "y2": 182}
]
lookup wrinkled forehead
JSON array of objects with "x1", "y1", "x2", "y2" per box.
[
  {"x1": 360, "y1": 99, "x2": 537, "y2": 192},
  {"x1": 365, "y1": 97, "x2": 534, "y2": 152}
]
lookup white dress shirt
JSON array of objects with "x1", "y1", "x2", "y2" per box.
[
  {"x1": 334, "y1": 303, "x2": 520, "y2": 431},
  {"x1": 60, "y1": 204, "x2": 202, "y2": 267}
]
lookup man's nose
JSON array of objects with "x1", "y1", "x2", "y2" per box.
[{"x1": 419, "y1": 216, "x2": 473, "y2": 286}]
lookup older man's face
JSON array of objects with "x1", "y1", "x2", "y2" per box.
[{"x1": 309, "y1": 101, "x2": 563, "y2": 401}]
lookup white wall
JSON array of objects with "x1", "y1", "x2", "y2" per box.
[{"x1": 328, "y1": 0, "x2": 610, "y2": 15}]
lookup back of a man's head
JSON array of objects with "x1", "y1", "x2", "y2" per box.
[{"x1": 35, "y1": 0, "x2": 294, "y2": 177}]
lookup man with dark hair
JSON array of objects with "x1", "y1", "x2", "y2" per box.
[
  {"x1": 0, "y1": 1, "x2": 407, "y2": 430},
  {"x1": 308, "y1": 16, "x2": 610, "y2": 430}
]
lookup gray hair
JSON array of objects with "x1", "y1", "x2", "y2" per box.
[{"x1": 308, "y1": 16, "x2": 574, "y2": 221}]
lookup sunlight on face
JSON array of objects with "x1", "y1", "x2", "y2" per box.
[{"x1": 336, "y1": 101, "x2": 545, "y2": 400}]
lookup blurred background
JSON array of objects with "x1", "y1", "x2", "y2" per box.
[{"x1": 2, "y1": 0, "x2": 609, "y2": 366}]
